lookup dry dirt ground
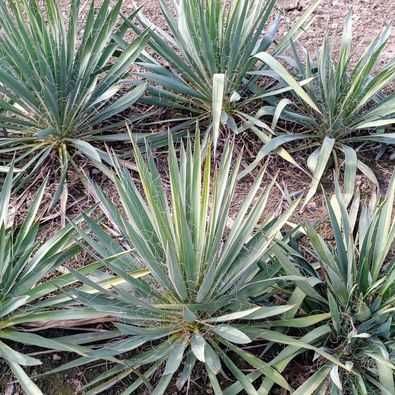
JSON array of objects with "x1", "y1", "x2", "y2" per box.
[
  {"x1": 1, "y1": 0, "x2": 395, "y2": 394},
  {"x1": 132, "y1": 0, "x2": 395, "y2": 61}
]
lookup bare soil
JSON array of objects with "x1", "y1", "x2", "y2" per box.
[{"x1": 131, "y1": 0, "x2": 395, "y2": 61}]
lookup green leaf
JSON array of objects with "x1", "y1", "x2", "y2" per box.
[
  {"x1": 223, "y1": 341, "x2": 292, "y2": 392},
  {"x1": 294, "y1": 366, "x2": 331, "y2": 395},
  {"x1": 205, "y1": 343, "x2": 222, "y2": 375},
  {"x1": 217, "y1": 348, "x2": 259, "y2": 395},
  {"x1": 341, "y1": 145, "x2": 357, "y2": 204},
  {"x1": 270, "y1": 313, "x2": 331, "y2": 328},
  {"x1": 71, "y1": 140, "x2": 102, "y2": 163},
  {"x1": 151, "y1": 372, "x2": 174, "y2": 395},
  {"x1": 254, "y1": 52, "x2": 321, "y2": 113},
  {"x1": 204, "y1": 306, "x2": 262, "y2": 323},
  {"x1": 213, "y1": 326, "x2": 251, "y2": 345},
  {"x1": 243, "y1": 305, "x2": 295, "y2": 320},
  {"x1": 0, "y1": 164, "x2": 13, "y2": 225},
  {"x1": 164, "y1": 339, "x2": 187, "y2": 375},
  {"x1": 238, "y1": 134, "x2": 306, "y2": 179},
  {"x1": 328, "y1": 291, "x2": 341, "y2": 333},
  {"x1": 8, "y1": 361, "x2": 43, "y2": 395},
  {"x1": 191, "y1": 333, "x2": 206, "y2": 362},
  {"x1": 0, "y1": 340, "x2": 41, "y2": 367},
  {"x1": 303, "y1": 136, "x2": 335, "y2": 208},
  {"x1": 330, "y1": 365, "x2": 343, "y2": 391}
]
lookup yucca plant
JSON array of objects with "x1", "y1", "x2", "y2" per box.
[
  {"x1": 267, "y1": 176, "x2": 395, "y2": 394},
  {"x1": 0, "y1": 0, "x2": 149, "y2": 198},
  {"x1": 59, "y1": 133, "x2": 305, "y2": 394},
  {"x1": 120, "y1": 0, "x2": 320, "y2": 135},
  {"x1": 244, "y1": 14, "x2": 395, "y2": 205},
  {"x1": 0, "y1": 167, "x2": 111, "y2": 395}
]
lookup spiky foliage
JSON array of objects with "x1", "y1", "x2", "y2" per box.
[
  {"x1": 123, "y1": 0, "x2": 320, "y2": 134},
  {"x1": 245, "y1": 14, "x2": 395, "y2": 205},
  {"x1": 0, "y1": 0, "x2": 148, "y2": 197},
  {"x1": 270, "y1": 176, "x2": 395, "y2": 394},
  {"x1": 62, "y1": 133, "x2": 302, "y2": 394},
  {"x1": 0, "y1": 168, "x2": 107, "y2": 395}
]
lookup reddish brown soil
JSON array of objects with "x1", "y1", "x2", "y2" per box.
[{"x1": 132, "y1": 0, "x2": 395, "y2": 61}]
